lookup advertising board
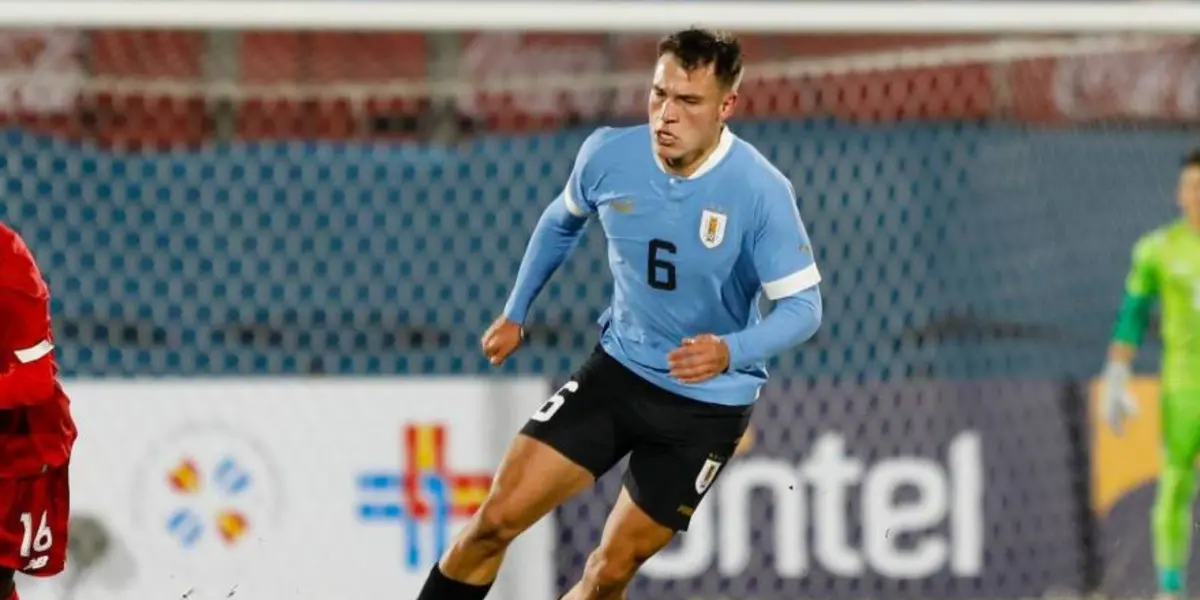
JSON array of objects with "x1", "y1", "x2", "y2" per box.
[
  {"x1": 553, "y1": 379, "x2": 1088, "y2": 599},
  {"x1": 15, "y1": 377, "x2": 553, "y2": 600}
]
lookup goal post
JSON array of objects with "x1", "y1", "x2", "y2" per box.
[{"x1": 4, "y1": 1, "x2": 1200, "y2": 32}]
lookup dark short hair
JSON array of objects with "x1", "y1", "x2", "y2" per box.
[
  {"x1": 657, "y1": 27, "x2": 743, "y2": 90},
  {"x1": 1183, "y1": 149, "x2": 1200, "y2": 169}
]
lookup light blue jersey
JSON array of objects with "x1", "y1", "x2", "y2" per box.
[{"x1": 505, "y1": 124, "x2": 822, "y2": 406}]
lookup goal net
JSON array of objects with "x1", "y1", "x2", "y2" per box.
[{"x1": 2, "y1": 3, "x2": 1195, "y2": 599}]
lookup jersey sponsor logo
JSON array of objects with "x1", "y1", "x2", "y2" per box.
[
  {"x1": 694, "y1": 457, "x2": 723, "y2": 494},
  {"x1": 699, "y1": 209, "x2": 728, "y2": 249}
]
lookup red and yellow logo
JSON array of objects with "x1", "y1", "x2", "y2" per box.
[
  {"x1": 167, "y1": 459, "x2": 202, "y2": 494},
  {"x1": 216, "y1": 510, "x2": 249, "y2": 544},
  {"x1": 402, "y1": 424, "x2": 492, "y2": 520}
]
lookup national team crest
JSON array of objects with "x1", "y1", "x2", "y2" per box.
[
  {"x1": 694, "y1": 458, "x2": 723, "y2": 494},
  {"x1": 699, "y1": 209, "x2": 727, "y2": 249}
]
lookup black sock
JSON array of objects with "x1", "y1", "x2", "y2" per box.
[{"x1": 414, "y1": 563, "x2": 493, "y2": 600}]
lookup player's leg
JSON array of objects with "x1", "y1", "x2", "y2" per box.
[
  {"x1": 416, "y1": 348, "x2": 634, "y2": 600},
  {"x1": 561, "y1": 383, "x2": 751, "y2": 600},
  {"x1": 561, "y1": 487, "x2": 675, "y2": 600},
  {"x1": 1152, "y1": 389, "x2": 1200, "y2": 598},
  {"x1": 0, "y1": 471, "x2": 16, "y2": 600},
  {"x1": 420, "y1": 435, "x2": 593, "y2": 599},
  {"x1": 0, "y1": 568, "x2": 14, "y2": 600}
]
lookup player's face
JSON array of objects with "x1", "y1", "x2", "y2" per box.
[
  {"x1": 648, "y1": 53, "x2": 736, "y2": 172},
  {"x1": 1178, "y1": 166, "x2": 1200, "y2": 222}
]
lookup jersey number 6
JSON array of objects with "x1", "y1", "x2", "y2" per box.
[{"x1": 647, "y1": 239, "x2": 677, "y2": 291}]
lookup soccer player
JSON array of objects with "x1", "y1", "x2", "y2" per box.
[
  {"x1": 1101, "y1": 150, "x2": 1200, "y2": 600},
  {"x1": 0, "y1": 222, "x2": 78, "y2": 600},
  {"x1": 415, "y1": 28, "x2": 822, "y2": 600}
]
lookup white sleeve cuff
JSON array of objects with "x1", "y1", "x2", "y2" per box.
[
  {"x1": 14, "y1": 339, "x2": 54, "y2": 363},
  {"x1": 762, "y1": 264, "x2": 821, "y2": 300},
  {"x1": 563, "y1": 187, "x2": 589, "y2": 217}
]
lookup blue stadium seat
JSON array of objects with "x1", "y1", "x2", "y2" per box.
[{"x1": 0, "y1": 120, "x2": 1186, "y2": 379}]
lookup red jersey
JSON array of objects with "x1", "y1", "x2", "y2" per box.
[{"x1": 0, "y1": 223, "x2": 76, "y2": 478}]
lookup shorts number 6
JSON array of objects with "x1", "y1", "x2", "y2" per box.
[{"x1": 531, "y1": 380, "x2": 579, "y2": 422}]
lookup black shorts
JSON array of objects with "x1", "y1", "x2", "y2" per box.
[{"x1": 520, "y1": 346, "x2": 752, "y2": 531}]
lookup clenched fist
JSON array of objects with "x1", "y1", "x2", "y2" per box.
[
  {"x1": 481, "y1": 316, "x2": 524, "y2": 366},
  {"x1": 667, "y1": 333, "x2": 731, "y2": 384}
]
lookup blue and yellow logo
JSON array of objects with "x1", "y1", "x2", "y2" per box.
[
  {"x1": 133, "y1": 422, "x2": 281, "y2": 571},
  {"x1": 165, "y1": 456, "x2": 254, "y2": 548}
]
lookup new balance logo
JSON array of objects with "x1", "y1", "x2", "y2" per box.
[{"x1": 24, "y1": 555, "x2": 48, "y2": 570}]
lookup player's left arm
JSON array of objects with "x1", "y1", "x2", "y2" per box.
[
  {"x1": 721, "y1": 181, "x2": 823, "y2": 370},
  {"x1": 0, "y1": 288, "x2": 58, "y2": 409}
]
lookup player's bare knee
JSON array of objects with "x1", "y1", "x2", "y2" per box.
[
  {"x1": 462, "y1": 500, "x2": 526, "y2": 553},
  {"x1": 582, "y1": 542, "x2": 651, "y2": 592}
]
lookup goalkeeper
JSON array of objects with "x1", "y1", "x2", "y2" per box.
[{"x1": 1102, "y1": 150, "x2": 1200, "y2": 599}]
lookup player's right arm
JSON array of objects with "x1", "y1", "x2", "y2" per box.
[
  {"x1": 1100, "y1": 231, "x2": 1162, "y2": 433},
  {"x1": 482, "y1": 128, "x2": 611, "y2": 365},
  {"x1": 0, "y1": 227, "x2": 58, "y2": 408},
  {"x1": 1110, "y1": 233, "x2": 1161, "y2": 358}
]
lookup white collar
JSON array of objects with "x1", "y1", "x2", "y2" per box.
[{"x1": 655, "y1": 126, "x2": 734, "y2": 179}]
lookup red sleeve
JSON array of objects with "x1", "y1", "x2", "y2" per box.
[{"x1": 0, "y1": 227, "x2": 58, "y2": 408}]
